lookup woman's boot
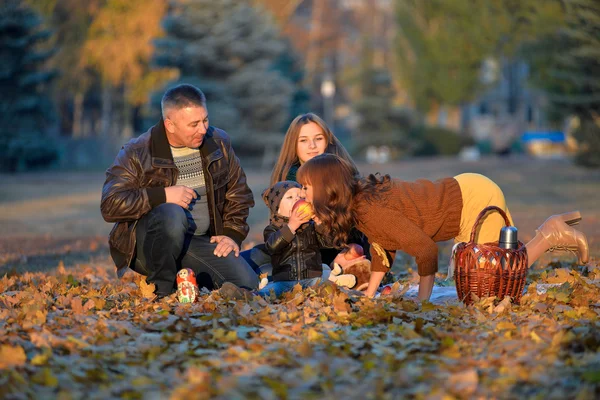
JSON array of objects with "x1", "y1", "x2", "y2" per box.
[{"x1": 536, "y1": 211, "x2": 589, "y2": 264}]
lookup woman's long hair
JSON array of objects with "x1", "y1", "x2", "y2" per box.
[
  {"x1": 297, "y1": 153, "x2": 390, "y2": 247},
  {"x1": 270, "y1": 113, "x2": 359, "y2": 185}
]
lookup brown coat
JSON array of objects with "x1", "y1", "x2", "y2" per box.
[
  {"x1": 100, "y1": 120, "x2": 254, "y2": 278},
  {"x1": 354, "y1": 177, "x2": 463, "y2": 276}
]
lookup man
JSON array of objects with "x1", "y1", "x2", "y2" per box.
[{"x1": 101, "y1": 84, "x2": 258, "y2": 298}]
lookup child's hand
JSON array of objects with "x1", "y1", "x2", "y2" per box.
[{"x1": 288, "y1": 207, "x2": 311, "y2": 233}]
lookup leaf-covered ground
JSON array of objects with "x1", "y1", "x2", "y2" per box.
[
  {"x1": 2, "y1": 158, "x2": 600, "y2": 399},
  {"x1": 1, "y1": 259, "x2": 599, "y2": 399}
]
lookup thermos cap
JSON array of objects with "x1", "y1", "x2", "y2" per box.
[{"x1": 499, "y1": 226, "x2": 518, "y2": 248}]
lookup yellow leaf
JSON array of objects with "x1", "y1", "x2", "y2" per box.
[
  {"x1": 531, "y1": 331, "x2": 544, "y2": 344},
  {"x1": 0, "y1": 345, "x2": 27, "y2": 369},
  {"x1": 66, "y1": 336, "x2": 89, "y2": 349},
  {"x1": 307, "y1": 328, "x2": 322, "y2": 342},
  {"x1": 212, "y1": 328, "x2": 225, "y2": 340},
  {"x1": 31, "y1": 349, "x2": 52, "y2": 366},
  {"x1": 301, "y1": 363, "x2": 317, "y2": 380},
  {"x1": 31, "y1": 368, "x2": 58, "y2": 387},
  {"x1": 327, "y1": 330, "x2": 342, "y2": 341},
  {"x1": 131, "y1": 376, "x2": 154, "y2": 387},
  {"x1": 111, "y1": 351, "x2": 126, "y2": 361},
  {"x1": 93, "y1": 297, "x2": 106, "y2": 310},
  {"x1": 224, "y1": 331, "x2": 238, "y2": 342},
  {"x1": 496, "y1": 322, "x2": 517, "y2": 331},
  {"x1": 421, "y1": 300, "x2": 436, "y2": 312},
  {"x1": 139, "y1": 279, "x2": 156, "y2": 299}
]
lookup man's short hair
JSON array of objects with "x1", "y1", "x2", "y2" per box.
[{"x1": 161, "y1": 84, "x2": 207, "y2": 118}]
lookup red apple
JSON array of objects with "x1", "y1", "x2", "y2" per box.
[
  {"x1": 292, "y1": 199, "x2": 314, "y2": 219},
  {"x1": 343, "y1": 243, "x2": 364, "y2": 260},
  {"x1": 380, "y1": 285, "x2": 392, "y2": 295}
]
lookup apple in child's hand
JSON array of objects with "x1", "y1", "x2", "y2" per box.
[
  {"x1": 292, "y1": 199, "x2": 314, "y2": 219},
  {"x1": 343, "y1": 243, "x2": 364, "y2": 260}
]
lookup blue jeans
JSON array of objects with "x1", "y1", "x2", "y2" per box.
[
  {"x1": 133, "y1": 203, "x2": 259, "y2": 296},
  {"x1": 256, "y1": 277, "x2": 322, "y2": 298},
  {"x1": 240, "y1": 245, "x2": 272, "y2": 276}
]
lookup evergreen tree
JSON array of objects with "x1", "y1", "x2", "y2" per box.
[
  {"x1": 271, "y1": 38, "x2": 311, "y2": 129},
  {"x1": 0, "y1": 0, "x2": 57, "y2": 172},
  {"x1": 525, "y1": 0, "x2": 600, "y2": 167},
  {"x1": 153, "y1": 0, "x2": 294, "y2": 147},
  {"x1": 352, "y1": 39, "x2": 414, "y2": 153}
]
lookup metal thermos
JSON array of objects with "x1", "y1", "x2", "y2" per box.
[
  {"x1": 499, "y1": 226, "x2": 518, "y2": 269},
  {"x1": 499, "y1": 226, "x2": 518, "y2": 250}
]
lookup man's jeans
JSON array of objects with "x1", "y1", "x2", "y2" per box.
[
  {"x1": 133, "y1": 203, "x2": 259, "y2": 296},
  {"x1": 240, "y1": 245, "x2": 272, "y2": 276}
]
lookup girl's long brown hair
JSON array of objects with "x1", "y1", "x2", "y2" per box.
[
  {"x1": 270, "y1": 113, "x2": 359, "y2": 186},
  {"x1": 297, "y1": 153, "x2": 390, "y2": 247}
]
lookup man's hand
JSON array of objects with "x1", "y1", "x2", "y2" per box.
[
  {"x1": 165, "y1": 185, "x2": 197, "y2": 209},
  {"x1": 210, "y1": 235, "x2": 240, "y2": 257}
]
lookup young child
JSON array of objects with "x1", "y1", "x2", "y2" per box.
[
  {"x1": 258, "y1": 181, "x2": 356, "y2": 297},
  {"x1": 297, "y1": 154, "x2": 589, "y2": 301}
]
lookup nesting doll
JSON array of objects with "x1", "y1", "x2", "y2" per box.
[{"x1": 176, "y1": 268, "x2": 200, "y2": 303}]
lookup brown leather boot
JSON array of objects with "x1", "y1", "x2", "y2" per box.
[{"x1": 536, "y1": 211, "x2": 589, "y2": 264}]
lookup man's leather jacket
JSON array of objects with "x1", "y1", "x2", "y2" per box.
[{"x1": 100, "y1": 120, "x2": 254, "y2": 278}]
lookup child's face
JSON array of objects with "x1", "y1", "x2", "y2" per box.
[
  {"x1": 277, "y1": 187, "x2": 303, "y2": 217},
  {"x1": 301, "y1": 184, "x2": 314, "y2": 203}
]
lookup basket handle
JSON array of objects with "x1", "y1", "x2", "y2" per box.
[{"x1": 469, "y1": 205, "x2": 512, "y2": 243}]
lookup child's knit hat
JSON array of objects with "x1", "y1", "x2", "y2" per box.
[{"x1": 262, "y1": 181, "x2": 302, "y2": 227}]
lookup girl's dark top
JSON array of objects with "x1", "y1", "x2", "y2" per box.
[{"x1": 285, "y1": 163, "x2": 300, "y2": 183}]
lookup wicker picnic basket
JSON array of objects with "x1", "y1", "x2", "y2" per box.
[{"x1": 453, "y1": 206, "x2": 528, "y2": 305}]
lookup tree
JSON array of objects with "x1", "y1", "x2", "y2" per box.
[
  {"x1": 525, "y1": 0, "x2": 600, "y2": 167},
  {"x1": 271, "y1": 39, "x2": 311, "y2": 129},
  {"x1": 0, "y1": 0, "x2": 58, "y2": 171},
  {"x1": 394, "y1": 0, "x2": 565, "y2": 116},
  {"x1": 26, "y1": 0, "x2": 103, "y2": 138},
  {"x1": 352, "y1": 42, "x2": 414, "y2": 152},
  {"x1": 153, "y1": 0, "x2": 294, "y2": 149},
  {"x1": 82, "y1": 0, "x2": 173, "y2": 139}
]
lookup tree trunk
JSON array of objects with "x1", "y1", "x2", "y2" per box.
[
  {"x1": 101, "y1": 82, "x2": 112, "y2": 138},
  {"x1": 447, "y1": 106, "x2": 462, "y2": 132},
  {"x1": 122, "y1": 85, "x2": 134, "y2": 139},
  {"x1": 426, "y1": 101, "x2": 440, "y2": 126},
  {"x1": 72, "y1": 91, "x2": 84, "y2": 138},
  {"x1": 305, "y1": 0, "x2": 324, "y2": 86}
]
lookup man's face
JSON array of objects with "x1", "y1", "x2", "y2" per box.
[
  {"x1": 164, "y1": 106, "x2": 209, "y2": 148},
  {"x1": 277, "y1": 187, "x2": 303, "y2": 217}
]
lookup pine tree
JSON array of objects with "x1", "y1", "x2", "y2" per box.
[
  {"x1": 271, "y1": 38, "x2": 311, "y2": 129},
  {"x1": 0, "y1": 0, "x2": 57, "y2": 172},
  {"x1": 526, "y1": 0, "x2": 600, "y2": 167},
  {"x1": 153, "y1": 0, "x2": 294, "y2": 147}
]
